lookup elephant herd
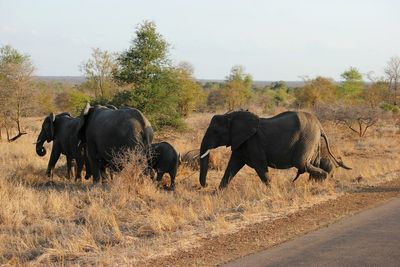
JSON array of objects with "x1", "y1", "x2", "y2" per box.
[{"x1": 35, "y1": 104, "x2": 350, "y2": 191}]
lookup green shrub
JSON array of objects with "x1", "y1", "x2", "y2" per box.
[
  {"x1": 381, "y1": 102, "x2": 400, "y2": 113},
  {"x1": 69, "y1": 90, "x2": 91, "y2": 116}
]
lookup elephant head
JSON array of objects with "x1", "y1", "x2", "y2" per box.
[
  {"x1": 199, "y1": 111, "x2": 259, "y2": 187},
  {"x1": 35, "y1": 113, "x2": 55, "y2": 157}
]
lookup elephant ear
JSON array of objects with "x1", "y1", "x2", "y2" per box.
[
  {"x1": 49, "y1": 112, "x2": 55, "y2": 140},
  {"x1": 77, "y1": 102, "x2": 91, "y2": 143},
  {"x1": 230, "y1": 111, "x2": 260, "y2": 150}
]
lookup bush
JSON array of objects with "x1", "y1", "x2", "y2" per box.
[
  {"x1": 381, "y1": 103, "x2": 400, "y2": 113},
  {"x1": 69, "y1": 90, "x2": 91, "y2": 116}
]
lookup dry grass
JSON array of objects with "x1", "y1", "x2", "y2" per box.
[{"x1": 0, "y1": 114, "x2": 399, "y2": 265}]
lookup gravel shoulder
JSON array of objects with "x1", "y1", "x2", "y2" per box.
[{"x1": 144, "y1": 176, "x2": 400, "y2": 267}]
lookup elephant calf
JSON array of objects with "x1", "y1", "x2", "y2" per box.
[
  {"x1": 148, "y1": 142, "x2": 179, "y2": 191},
  {"x1": 180, "y1": 149, "x2": 220, "y2": 171},
  {"x1": 306, "y1": 143, "x2": 342, "y2": 181}
]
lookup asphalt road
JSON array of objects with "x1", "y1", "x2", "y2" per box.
[{"x1": 224, "y1": 197, "x2": 400, "y2": 267}]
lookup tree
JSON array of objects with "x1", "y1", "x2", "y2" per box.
[
  {"x1": 384, "y1": 56, "x2": 400, "y2": 105},
  {"x1": 111, "y1": 21, "x2": 189, "y2": 129},
  {"x1": 222, "y1": 65, "x2": 252, "y2": 110},
  {"x1": 362, "y1": 80, "x2": 389, "y2": 108},
  {"x1": 337, "y1": 67, "x2": 363, "y2": 100},
  {"x1": 316, "y1": 103, "x2": 382, "y2": 138},
  {"x1": 294, "y1": 76, "x2": 336, "y2": 108},
  {"x1": 114, "y1": 20, "x2": 170, "y2": 87},
  {"x1": 174, "y1": 62, "x2": 205, "y2": 116},
  {"x1": 80, "y1": 47, "x2": 117, "y2": 100},
  {"x1": 206, "y1": 89, "x2": 225, "y2": 112},
  {"x1": 69, "y1": 90, "x2": 91, "y2": 116},
  {"x1": 0, "y1": 45, "x2": 34, "y2": 141}
]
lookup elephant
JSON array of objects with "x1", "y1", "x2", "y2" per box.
[
  {"x1": 77, "y1": 103, "x2": 153, "y2": 183},
  {"x1": 199, "y1": 110, "x2": 350, "y2": 189},
  {"x1": 35, "y1": 112, "x2": 89, "y2": 180},
  {"x1": 180, "y1": 149, "x2": 201, "y2": 170},
  {"x1": 180, "y1": 148, "x2": 220, "y2": 171},
  {"x1": 148, "y1": 141, "x2": 179, "y2": 190},
  {"x1": 303, "y1": 141, "x2": 345, "y2": 182}
]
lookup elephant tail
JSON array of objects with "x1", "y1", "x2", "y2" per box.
[{"x1": 320, "y1": 132, "x2": 352, "y2": 170}]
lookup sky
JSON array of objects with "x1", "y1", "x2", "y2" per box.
[{"x1": 1, "y1": 0, "x2": 399, "y2": 80}]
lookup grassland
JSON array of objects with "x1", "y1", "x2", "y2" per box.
[{"x1": 0, "y1": 112, "x2": 399, "y2": 266}]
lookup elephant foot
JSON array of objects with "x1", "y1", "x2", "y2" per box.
[{"x1": 92, "y1": 178, "x2": 101, "y2": 185}]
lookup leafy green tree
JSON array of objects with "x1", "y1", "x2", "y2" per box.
[
  {"x1": 110, "y1": 69, "x2": 183, "y2": 129},
  {"x1": 174, "y1": 62, "x2": 205, "y2": 116},
  {"x1": 114, "y1": 20, "x2": 170, "y2": 87},
  {"x1": 337, "y1": 67, "x2": 364, "y2": 100},
  {"x1": 0, "y1": 45, "x2": 34, "y2": 141},
  {"x1": 69, "y1": 90, "x2": 91, "y2": 116},
  {"x1": 222, "y1": 65, "x2": 252, "y2": 110},
  {"x1": 294, "y1": 76, "x2": 336, "y2": 108},
  {"x1": 80, "y1": 48, "x2": 117, "y2": 100}
]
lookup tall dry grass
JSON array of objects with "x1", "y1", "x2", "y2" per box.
[{"x1": 0, "y1": 114, "x2": 399, "y2": 265}]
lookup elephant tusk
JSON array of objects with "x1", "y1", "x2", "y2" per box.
[{"x1": 200, "y1": 149, "x2": 210, "y2": 159}]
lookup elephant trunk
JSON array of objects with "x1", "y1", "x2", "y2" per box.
[
  {"x1": 199, "y1": 140, "x2": 210, "y2": 187},
  {"x1": 35, "y1": 130, "x2": 47, "y2": 157},
  {"x1": 35, "y1": 140, "x2": 46, "y2": 157}
]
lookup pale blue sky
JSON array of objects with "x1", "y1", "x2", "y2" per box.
[{"x1": 1, "y1": 0, "x2": 399, "y2": 80}]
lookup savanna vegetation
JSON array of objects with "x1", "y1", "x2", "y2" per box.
[{"x1": 1, "y1": 20, "x2": 400, "y2": 265}]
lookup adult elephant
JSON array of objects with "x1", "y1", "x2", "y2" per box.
[
  {"x1": 78, "y1": 103, "x2": 153, "y2": 183},
  {"x1": 35, "y1": 112, "x2": 88, "y2": 180},
  {"x1": 199, "y1": 110, "x2": 350, "y2": 189}
]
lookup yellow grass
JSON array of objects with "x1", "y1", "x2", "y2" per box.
[{"x1": 0, "y1": 114, "x2": 399, "y2": 265}]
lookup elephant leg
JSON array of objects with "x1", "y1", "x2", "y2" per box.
[
  {"x1": 46, "y1": 149, "x2": 61, "y2": 179},
  {"x1": 156, "y1": 172, "x2": 164, "y2": 188},
  {"x1": 219, "y1": 153, "x2": 244, "y2": 190},
  {"x1": 254, "y1": 166, "x2": 271, "y2": 186},
  {"x1": 66, "y1": 157, "x2": 73, "y2": 180},
  {"x1": 156, "y1": 172, "x2": 164, "y2": 182},
  {"x1": 305, "y1": 162, "x2": 327, "y2": 180},
  {"x1": 75, "y1": 157, "x2": 83, "y2": 182},
  {"x1": 292, "y1": 168, "x2": 305, "y2": 183},
  {"x1": 84, "y1": 158, "x2": 92, "y2": 180},
  {"x1": 168, "y1": 168, "x2": 177, "y2": 191},
  {"x1": 100, "y1": 163, "x2": 108, "y2": 184},
  {"x1": 89, "y1": 158, "x2": 101, "y2": 183}
]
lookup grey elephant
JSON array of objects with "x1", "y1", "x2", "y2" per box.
[
  {"x1": 181, "y1": 148, "x2": 220, "y2": 171},
  {"x1": 199, "y1": 110, "x2": 350, "y2": 189},
  {"x1": 35, "y1": 112, "x2": 89, "y2": 180},
  {"x1": 148, "y1": 141, "x2": 179, "y2": 190},
  {"x1": 180, "y1": 149, "x2": 201, "y2": 170},
  {"x1": 303, "y1": 141, "x2": 345, "y2": 182},
  {"x1": 78, "y1": 103, "x2": 153, "y2": 183}
]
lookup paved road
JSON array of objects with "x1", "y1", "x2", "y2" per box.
[{"x1": 224, "y1": 197, "x2": 400, "y2": 267}]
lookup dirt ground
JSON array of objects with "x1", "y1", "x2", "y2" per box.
[{"x1": 144, "y1": 175, "x2": 400, "y2": 267}]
